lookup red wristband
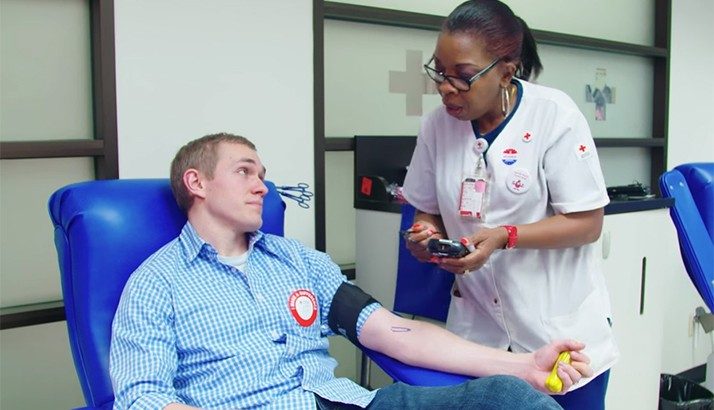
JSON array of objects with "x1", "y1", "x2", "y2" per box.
[{"x1": 502, "y1": 225, "x2": 518, "y2": 249}]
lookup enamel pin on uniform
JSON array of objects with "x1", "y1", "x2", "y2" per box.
[
  {"x1": 474, "y1": 138, "x2": 488, "y2": 153},
  {"x1": 288, "y1": 289, "x2": 318, "y2": 327},
  {"x1": 459, "y1": 138, "x2": 489, "y2": 219}
]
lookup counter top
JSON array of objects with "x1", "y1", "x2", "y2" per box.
[{"x1": 355, "y1": 197, "x2": 674, "y2": 215}]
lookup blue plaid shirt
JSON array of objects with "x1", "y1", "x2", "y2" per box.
[{"x1": 110, "y1": 223, "x2": 380, "y2": 409}]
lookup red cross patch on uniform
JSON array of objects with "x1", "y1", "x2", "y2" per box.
[{"x1": 575, "y1": 143, "x2": 593, "y2": 160}]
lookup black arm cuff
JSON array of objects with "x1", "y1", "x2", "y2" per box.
[{"x1": 328, "y1": 282, "x2": 378, "y2": 347}]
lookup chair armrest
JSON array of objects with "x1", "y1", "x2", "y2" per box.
[{"x1": 363, "y1": 348, "x2": 472, "y2": 387}]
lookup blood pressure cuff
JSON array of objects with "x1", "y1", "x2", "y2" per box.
[{"x1": 328, "y1": 282, "x2": 378, "y2": 347}]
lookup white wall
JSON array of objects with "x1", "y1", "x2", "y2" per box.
[
  {"x1": 667, "y1": 0, "x2": 714, "y2": 168},
  {"x1": 114, "y1": 0, "x2": 315, "y2": 246},
  {"x1": 660, "y1": 0, "x2": 714, "y2": 375}
]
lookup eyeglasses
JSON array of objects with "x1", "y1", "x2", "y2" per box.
[{"x1": 423, "y1": 57, "x2": 500, "y2": 92}]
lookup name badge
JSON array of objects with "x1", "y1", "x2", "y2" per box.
[{"x1": 459, "y1": 176, "x2": 487, "y2": 219}]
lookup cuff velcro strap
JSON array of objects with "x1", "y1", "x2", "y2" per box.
[{"x1": 328, "y1": 282, "x2": 377, "y2": 347}]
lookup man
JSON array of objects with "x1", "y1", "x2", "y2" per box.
[{"x1": 110, "y1": 133, "x2": 592, "y2": 409}]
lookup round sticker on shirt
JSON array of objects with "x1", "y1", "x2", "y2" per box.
[
  {"x1": 506, "y1": 168, "x2": 531, "y2": 194},
  {"x1": 474, "y1": 138, "x2": 489, "y2": 154},
  {"x1": 501, "y1": 148, "x2": 518, "y2": 165},
  {"x1": 522, "y1": 132, "x2": 533, "y2": 143},
  {"x1": 288, "y1": 289, "x2": 318, "y2": 327}
]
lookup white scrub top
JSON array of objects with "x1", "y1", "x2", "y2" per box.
[{"x1": 402, "y1": 79, "x2": 619, "y2": 386}]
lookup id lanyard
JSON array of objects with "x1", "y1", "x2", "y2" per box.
[{"x1": 458, "y1": 137, "x2": 489, "y2": 219}]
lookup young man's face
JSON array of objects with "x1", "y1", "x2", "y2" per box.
[{"x1": 201, "y1": 142, "x2": 267, "y2": 233}]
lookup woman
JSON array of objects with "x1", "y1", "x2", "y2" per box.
[{"x1": 401, "y1": 1, "x2": 618, "y2": 409}]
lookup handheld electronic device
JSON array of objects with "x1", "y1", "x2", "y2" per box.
[{"x1": 427, "y1": 238, "x2": 470, "y2": 258}]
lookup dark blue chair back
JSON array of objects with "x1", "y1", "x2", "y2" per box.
[
  {"x1": 393, "y1": 203, "x2": 454, "y2": 322},
  {"x1": 659, "y1": 162, "x2": 714, "y2": 312},
  {"x1": 361, "y1": 203, "x2": 471, "y2": 387},
  {"x1": 48, "y1": 179, "x2": 285, "y2": 409}
]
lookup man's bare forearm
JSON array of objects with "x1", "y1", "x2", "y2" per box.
[{"x1": 359, "y1": 308, "x2": 530, "y2": 380}]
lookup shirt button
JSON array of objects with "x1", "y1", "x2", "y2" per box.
[
  {"x1": 256, "y1": 294, "x2": 265, "y2": 302},
  {"x1": 493, "y1": 298, "x2": 498, "y2": 304},
  {"x1": 270, "y1": 330, "x2": 280, "y2": 339}
]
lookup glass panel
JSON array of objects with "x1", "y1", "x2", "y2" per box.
[
  {"x1": 0, "y1": 0, "x2": 93, "y2": 141},
  {"x1": 598, "y1": 147, "x2": 652, "y2": 188},
  {"x1": 537, "y1": 44, "x2": 654, "y2": 139},
  {"x1": 326, "y1": 20, "x2": 654, "y2": 141},
  {"x1": 509, "y1": 0, "x2": 655, "y2": 46},
  {"x1": 0, "y1": 322, "x2": 85, "y2": 409},
  {"x1": 325, "y1": 151, "x2": 356, "y2": 266},
  {"x1": 326, "y1": 0, "x2": 655, "y2": 46},
  {"x1": 0, "y1": 157, "x2": 94, "y2": 308},
  {"x1": 325, "y1": 20, "x2": 441, "y2": 136}
]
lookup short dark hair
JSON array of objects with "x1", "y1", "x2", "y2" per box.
[
  {"x1": 170, "y1": 132, "x2": 256, "y2": 212},
  {"x1": 443, "y1": 0, "x2": 542, "y2": 80}
]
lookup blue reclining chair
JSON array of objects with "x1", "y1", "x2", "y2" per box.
[
  {"x1": 659, "y1": 162, "x2": 714, "y2": 312},
  {"x1": 49, "y1": 179, "x2": 285, "y2": 410},
  {"x1": 49, "y1": 179, "x2": 468, "y2": 409}
]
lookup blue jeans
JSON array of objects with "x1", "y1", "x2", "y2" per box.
[{"x1": 316, "y1": 375, "x2": 561, "y2": 409}]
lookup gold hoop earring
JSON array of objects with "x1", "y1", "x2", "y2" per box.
[{"x1": 501, "y1": 86, "x2": 511, "y2": 117}]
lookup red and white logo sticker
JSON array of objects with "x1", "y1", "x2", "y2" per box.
[
  {"x1": 575, "y1": 143, "x2": 593, "y2": 160},
  {"x1": 288, "y1": 289, "x2": 318, "y2": 327},
  {"x1": 506, "y1": 168, "x2": 531, "y2": 194},
  {"x1": 522, "y1": 132, "x2": 533, "y2": 143}
]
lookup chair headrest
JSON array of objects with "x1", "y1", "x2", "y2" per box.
[
  {"x1": 674, "y1": 163, "x2": 714, "y2": 242},
  {"x1": 660, "y1": 163, "x2": 714, "y2": 312}
]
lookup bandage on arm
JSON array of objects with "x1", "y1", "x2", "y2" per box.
[{"x1": 327, "y1": 283, "x2": 378, "y2": 348}]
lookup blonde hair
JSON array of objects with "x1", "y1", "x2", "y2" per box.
[{"x1": 170, "y1": 132, "x2": 256, "y2": 211}]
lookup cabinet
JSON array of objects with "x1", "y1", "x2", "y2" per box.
[
  {"x1": 602, "y1": 209, "x2": 709, "y2": 408},
  {"x1": 600, "y1": 209, "x2": 675, "y2": 409}
]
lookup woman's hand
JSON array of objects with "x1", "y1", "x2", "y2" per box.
[
  {"x1": 404, "y1": 222, "x2": 443, "y2": 262},
  {"x1": 526, "y1": 340, "x2": 593, "y2": 395},
  {"x1": 437, "y1": 227, "x2": 508, "y2": 274}
]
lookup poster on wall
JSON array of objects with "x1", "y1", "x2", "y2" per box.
[{"x1": 585, "y1": 68, "x2": 616, "y2": 121}]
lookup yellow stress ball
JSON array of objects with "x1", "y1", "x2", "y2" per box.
[{"x1": 545, "y1": 351, "x2": 571, "y2": 393}]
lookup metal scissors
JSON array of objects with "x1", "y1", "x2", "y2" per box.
[{"x1": 275, "y1": 183, "x2": 313, "y2": 209}]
